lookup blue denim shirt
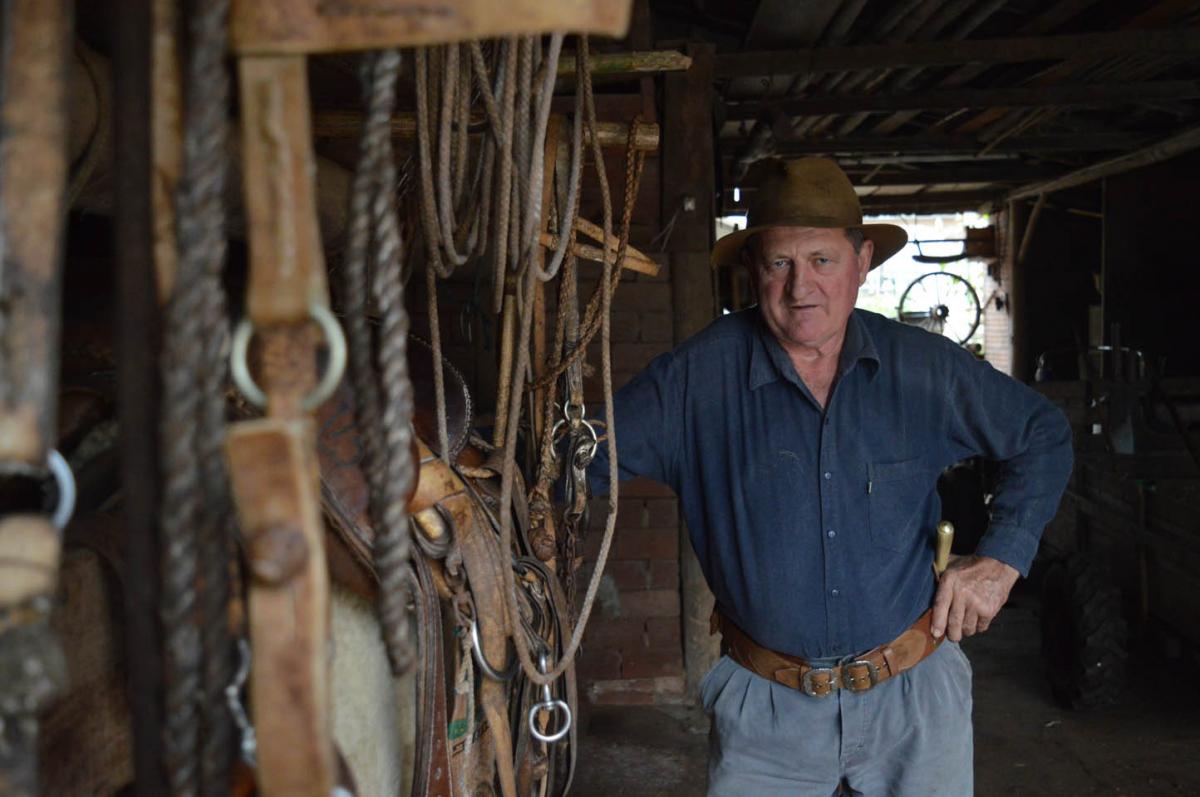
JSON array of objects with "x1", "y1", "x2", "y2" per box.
[{"x1": 590, "y1": 308, "x2": 1073, "y2": 659}]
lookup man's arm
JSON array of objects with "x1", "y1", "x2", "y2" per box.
[
  {"x1": 587, "y1": 350, "x2": 683, "y2": 497},
  {"x1": 931, "y1": 343, "x2": 1074, "y2": 640}
]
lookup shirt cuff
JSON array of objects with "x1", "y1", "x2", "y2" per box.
[{"x1": 975, "y1": 522, "x2": 1043, "y2": 578}]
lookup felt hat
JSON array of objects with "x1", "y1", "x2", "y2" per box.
[{"x1": 711, "y1": 157, "x2": 908, "y2": 270}]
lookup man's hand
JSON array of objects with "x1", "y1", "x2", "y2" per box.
[{"x1": 931, "y1": 555, "x2": 1020, "y2": 641}]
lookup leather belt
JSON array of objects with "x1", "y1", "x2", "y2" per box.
[{"x1": 711, "y1": 608, "x2": 942, "y2": 697}]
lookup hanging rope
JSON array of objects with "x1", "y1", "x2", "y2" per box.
[
  {"x1": 160, "y1": 0, "x2": 236, "y2": 792},
  {"x1": 342, "y1": 49, "x2": 419, "y2": 674}
]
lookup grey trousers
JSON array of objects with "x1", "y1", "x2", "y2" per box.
[{"x1": 700, "y1": 642, "x2": 974, "y2": 797}]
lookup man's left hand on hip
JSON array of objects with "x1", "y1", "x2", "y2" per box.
[{"x1": 931, "y1": 555, "x2": 1020, "y2": 642}]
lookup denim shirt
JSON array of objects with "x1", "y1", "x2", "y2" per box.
[{"x1": 589, "y1": 308, "x2": 1073, "y2": 659}]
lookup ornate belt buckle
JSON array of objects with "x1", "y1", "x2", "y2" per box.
[
  {"x1": 843, "y1": 660, "x2": 879, "y2": 693},
  {"x1": 801, "y1": 667, "x2": 837, "y2": 697}
]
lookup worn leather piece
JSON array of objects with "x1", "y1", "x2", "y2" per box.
[
  {"x1": 411, "y1": 551, "x2": 452, "y2": 797},
  {"x1": 714, "y1": 608, "x2": 943, "y2": 697}
]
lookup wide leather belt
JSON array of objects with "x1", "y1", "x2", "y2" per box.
[{"x1": 711, "y1": 608, "x2": 943, "y2": 697}]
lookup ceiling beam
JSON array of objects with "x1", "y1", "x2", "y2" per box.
[
  {"x1": 714, "y1": 27, "x2": 1200, "y2": 79},
  {"x1": 720, "y1": 131, "x2": 1140, "y2": 156},
  {"x1": 733, "y1": 164, "x2": 1057, "y2": 187},
  {"x1": 860, "y1": 189, "x2": 1003, "y2": 215},
  {"x1": 1008, "y1": 124, "x2": 1200, "y2": 200},
  {"x1": 724, "y1": 79, "x2": 1200, "y2": 120}
]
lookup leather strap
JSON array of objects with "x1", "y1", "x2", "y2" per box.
[
  {"x1": 713, "y1": 609, "x2": 942, "y2": 697},
  {"x1": 411, "y1": 550, "x2": 453, "y2": 797}
]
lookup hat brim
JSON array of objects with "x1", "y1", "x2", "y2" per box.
[{"x1": 711, "y1": 222, "x2": 908, "y2": 271}]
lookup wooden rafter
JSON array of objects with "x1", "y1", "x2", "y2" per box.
[{"x1": 714, "y1": 28, "x2": 1200, "y2": 79}]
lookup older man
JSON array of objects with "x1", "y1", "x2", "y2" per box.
[{"x1": 590, "y1": 158, "x2": 1073, "y2": 795}]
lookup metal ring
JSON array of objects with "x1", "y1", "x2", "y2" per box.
[
  {"x1": 528, "y1": 697, "x2": 571, "y2": 744},
  {"x1": 528, "y1": 649, "x2": 572, "y2": 743},
  {"x1": 470, "y1": 619, "x2": 519, "y2": 681},
  {"x1": 46, "y1": 449, "x2": 76, "y2": 531},
  {"x1": 230, "y1": 303, "x2": 348, "y2": 412}
]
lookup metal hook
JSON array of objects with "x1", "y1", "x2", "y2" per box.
[
  {"x1": 528, "y1": 649, "x2": 571, "y2": 744},
  {"x1": 470, "y1": 617, "x2": 519, "y2": 681},
  {"x1": 46, "y1": 449, "x2": 76, "y2": 531}
]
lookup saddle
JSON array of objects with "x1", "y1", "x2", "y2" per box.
[{"x1": 315, "y1": 341, "x2": 577, "y2": 797}]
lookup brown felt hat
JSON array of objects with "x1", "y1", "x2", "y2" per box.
[{"x1": 711, "y1": 157, "x2": 908, "y2": 270}]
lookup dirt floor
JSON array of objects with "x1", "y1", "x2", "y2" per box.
[{"x1": 570, "y1": 582, "x2": 1200, "y2": 796}]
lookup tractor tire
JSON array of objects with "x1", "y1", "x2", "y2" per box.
[{"x1": 1040, "y1": 555, "x2": 1128, "y2": 709}]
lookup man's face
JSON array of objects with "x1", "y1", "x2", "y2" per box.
[{"x1": 749, "y1": 226, "x2": 873, "y2": 354}]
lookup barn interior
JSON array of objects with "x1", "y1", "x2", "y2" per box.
[{"x1": 3, "y1": 0, "x2": 1200, "y2": 794}]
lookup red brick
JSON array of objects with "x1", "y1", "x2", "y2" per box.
[
  {"x1": 621, "y1": 651, "x2": 685, "y2": 679},
  {"x1": 590, "y1": 689, "x2": 655, "y2": 706},
  {"x1": 605, "y1": 560, "x2": 650, "y2": 590},
  {"x1": 612, "y1": 342, "x2": 668, "y2": 371},
  {"x1": 616, "y1": 527, "x2": 678, "y2": 560},
  {"x1": 615, "y1": 498, "x2": 645, "y2": 529},
  {"x1": 644, "y1": 499, "x2": 679, "y2": 527},
  {"x1": 617, "y1": 589, "x2": 680, "y2": 619},
  {"x1": 649, "y1": 559, "x2": 680, "y2": 590},
  {"x1": 613, "y1": 282, "x2": 672, "y2": 311},
  {"x1": 639, "y1": 311, "x2": 674, "y2": 343},
  {"x1": 576, "y1": 648, "x2": 622, "y2": 681},
  {"x1": 645, "y1": 617, "x2": 682, "y2": 648},
  {"x1": 621, "y1": 477, "x2": 676, "y2": 499},
  {"x1": 584, "y1": 617, "x2": 647, "y2": 649}
]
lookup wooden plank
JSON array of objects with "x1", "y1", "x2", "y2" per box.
[
  {"x1": 714, "y1": 27, "x2": 1200, "y2": 78},
  {"x1": 860, "y1": 189, "x2": 1004, "y2": 216},
  {"x1": 312, "y1": 110, "x2": 660, "y2": 151},
  {"x1": 231, "y1": 0, "x2": 631, "y2": 55},
  {"x1": 1008, "y1": 125, "x2": 1200, "y2": 200},
  {"x1": 557, "y1": 49, "x2": 690, "y2": 79},
  {"x1": 0, "y1": 0, "x2": 70, "y2": 465},
  {"x1": 226, "y1": 420, "x2": 335, "y2": 797},
  {"x1": 737, "y1": 132, "x2": 1139, "y2": 156},
  {"x1": 152, "y1": 0, "x2": 184, "y2": 305},
  {"x1": 725, "y1": 79, "x2": 1200, "y2": 121},
  {"x1": 662, "y1": 43, "x2": 719, "y2": 697},
  {"x1": 238, "y1": 56, "x2": 329, "y2": 325}
]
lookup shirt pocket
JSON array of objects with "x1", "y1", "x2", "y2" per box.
[{"x1": 867, "y1": 458, "x2": 928, "y2": 552}]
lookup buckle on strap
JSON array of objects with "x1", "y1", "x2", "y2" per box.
[
  {"x1": 801, "y1": 668, "x2": 837, "y2": 697},
  {"x1": 843, "y1": 660, "x2": 879, "y2": 693}
]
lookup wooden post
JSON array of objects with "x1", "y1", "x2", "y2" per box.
[{"x1": 662, "y1": 42, "x2": 720, "y2": 695}]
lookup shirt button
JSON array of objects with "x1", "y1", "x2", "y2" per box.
[
  {"x1": 827, "y1": 529, "x2": 836, "y2": 538},
  {"x1": 823, "y1": 471, "x2": 832, "y2": 480},
  {"x1": 831, "y1": 588, "x2": 840, "y2": 597}
]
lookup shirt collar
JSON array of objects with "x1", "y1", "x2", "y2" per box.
[{"x1": 748, "y1": 309, "x2": 880, "y2": 391}]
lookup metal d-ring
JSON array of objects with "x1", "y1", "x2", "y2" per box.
[
  {"x1": 46, "y1": 449, "x2": 76, "y2": 531},
  {"x1": 230, "y1": 302, "x2": 347, "y2": 412},
  {"x1": 528, "y1": 650, "x2": 572, "y2": 744},
  {"x1": 470, "y1": 618, "x2": 519, "y2": 682}
]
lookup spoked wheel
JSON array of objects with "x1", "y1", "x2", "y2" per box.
[{"x1": 897, "y1": 271, "x2": 982, "y2": 345}]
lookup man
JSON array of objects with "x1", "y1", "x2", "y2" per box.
[{"x1": 590, "y1": 158, "x2": 1073, "y2": 795}]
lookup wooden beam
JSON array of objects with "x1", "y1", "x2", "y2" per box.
[
  {"x1": 1008, "y1": 124, "x2": 1200, "y2": 200},
  {"x1": 860, "y1": 189, "x2": 1003, "y2": 215},
  {"x1": 725, "y1": 79, "x2": 1200, "y2": 120},
  {"x1": 738, "y1": 163, "x2": 1057, "y2": 187},
  {"x1": 557, "y1": 49, "x2": 691, "y2": 79},
  {"x1": 727, "y1": 131, "x2": 1140, "y2": 156},
  {"x1": 715, "y1": 27, "x2": 1200, "y2": 78},
  {"x1": 312, "y1": 110, "x2": 661, "y2": 151}
]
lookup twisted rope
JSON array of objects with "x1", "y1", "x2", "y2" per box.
[{"x1": 161, "y1": 0, "x2": 233, "y2": 792}]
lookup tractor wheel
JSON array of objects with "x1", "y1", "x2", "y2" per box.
[{"x1": 1040, "y1": 555, "x2": 1128, "y2": 709}]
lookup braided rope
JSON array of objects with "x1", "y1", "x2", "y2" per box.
[
  {"x1": 161, "y1": 0, "x2": 232, "y2": 792},
  {"x1": 342, "y1": 49, "x2": 418, "y2": 674}
]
